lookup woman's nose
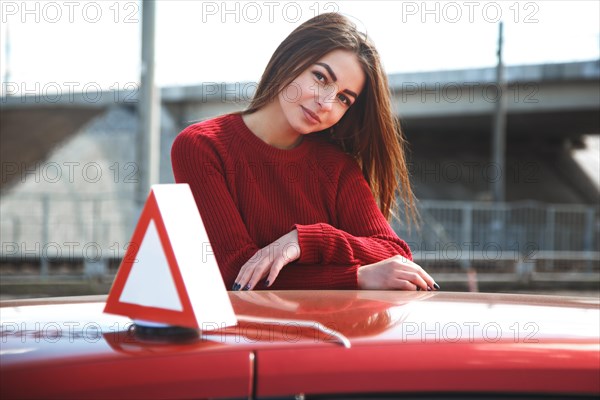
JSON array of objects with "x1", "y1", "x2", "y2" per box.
[
  {"x1": 319, "y1": 98, "x2": 333, "y2": 111},
  {"x1": 317, "y1": 89, "x2": 334, "y2": 111}
]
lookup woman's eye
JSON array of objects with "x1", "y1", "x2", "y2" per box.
[
  {"x1": 337, "y1": 94, "x2": 351, "y2": 106},
  {"x1": 313, "y1": 71, "x2": 326, "y2": 82}
]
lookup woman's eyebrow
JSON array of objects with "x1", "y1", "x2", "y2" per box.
[
  {"x1": 343, "y1": 88, "x2": 358, "y2": 100},
  {"x1": 315, "y1": 62, "x2": 358, "y2": 100},
  {"x1": 315, "y1": 62, "x2": 337, "y2": 82}
]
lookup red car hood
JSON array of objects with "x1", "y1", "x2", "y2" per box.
[
  {"x1": 2, "y1": 291, "x2": 598, "y2": 359},
  {"x1": 1, "y1": 291, "x2": 599, "y2": 399}
]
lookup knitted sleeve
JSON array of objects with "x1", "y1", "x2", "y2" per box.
[
  {"x1": 171, "y1": 124, "x2": 358, "y2": 289},
  {"x1": 293, "y1": 158, "x2": 413, "y2": 266},
  {"x1": 171, "y1": 125, "x2": 259, "y2": 288}
]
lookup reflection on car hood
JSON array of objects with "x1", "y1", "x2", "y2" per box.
[{"x1": 1, "y1": 291, "x2": 598, "y2": 364}]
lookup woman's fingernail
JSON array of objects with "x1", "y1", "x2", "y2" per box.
[
  {"x1": 416, "y1": 286, "x2": 421, "y2": 291},
  {"x1": 433, "y1": 283, "x2": 441, "y2": 290},
  {"x1": 232, "y1": 283, "x2": 239, "y2": 291},
  {"x1": 264, "y1": 280, "x2": 270, "y2": 287},
  {"x1": 242, "y1": 284, "x2": 251, "y2": 291},
  {"x1": 427, "y1": 286, "x2": 432, "y2": 291}
]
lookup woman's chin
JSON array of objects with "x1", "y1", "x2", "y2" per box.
[{"x1": 291, "y1": 124, "x2": 316, "y2": 136}]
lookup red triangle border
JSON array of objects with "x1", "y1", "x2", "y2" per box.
[{"x1": 104, "y1": 190, "x2": 199, "y2": 328}]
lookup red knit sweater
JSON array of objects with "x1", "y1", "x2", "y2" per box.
[{"x1": 171, "y1": 113, "x2": 412, "y2": 289}]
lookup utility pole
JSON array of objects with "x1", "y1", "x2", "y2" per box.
[
  {"x1": 492, "y1": 21, "x2": 507, "y2": 203},
  {"x1": 3, "y1": 22, "x2": 11, "y2": 94},
  {"x1": 136, "y1": 0, "x2": 161, "y2": 206}
]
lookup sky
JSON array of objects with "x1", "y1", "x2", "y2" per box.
[{"x1": 0, "y1": 0, "x2": 599, "y2": 94}]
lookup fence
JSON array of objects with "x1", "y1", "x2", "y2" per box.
[
  {"x1": 1, "y1": 194, "x2": 599, "y2": 281},
  {"x1": 394, "y1": 200, "x2": 600, "y2": 279},
  {"x1": 0, "y1": 192, "x2": 136, "y2": 278}
]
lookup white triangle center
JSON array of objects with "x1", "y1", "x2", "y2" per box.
[{"x1": 119, "y1": 219, "x2": 183, "y2": 311}]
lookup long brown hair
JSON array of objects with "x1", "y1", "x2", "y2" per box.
[{"x1": 244, "y1": 13, "x2": 417, "y2": 227}]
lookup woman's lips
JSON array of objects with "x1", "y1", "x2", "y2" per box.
[{"x1": 301, "y1": 106, "x2": 321, "y2": 124}]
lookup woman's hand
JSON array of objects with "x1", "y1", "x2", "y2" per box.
[
  {"x1": 357, "y1": 255, "x2": 439, "y2": 291},
  {"x1": 232, "y1": 230, "x2": 301, "y2": 290}
]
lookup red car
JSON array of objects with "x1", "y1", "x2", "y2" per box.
[{"x1": 1, "y1": 290, "x2": 599, "y2": 399}]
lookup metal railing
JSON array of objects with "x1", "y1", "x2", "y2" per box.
[
  {"x1": 1, "y1": 194, "x2": 599, "y2": 279},
  {"x1": 394, "y1": 200, "x2": 600, "y2": 275},
  {"x1": 1, "y1": 192, "x2": 136, "y2": 278}
]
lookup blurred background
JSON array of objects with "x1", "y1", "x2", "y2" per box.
[{"x1": 1, "y1": 0, "x2": 599, "y2": 298}]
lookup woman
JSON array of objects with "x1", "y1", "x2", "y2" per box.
[{"x1": 171, "y1": 12, "x2": 438, "y2": 291}]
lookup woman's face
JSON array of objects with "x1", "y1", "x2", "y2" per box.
[{"x1": 278, "y1": 49, "x2": 365, "y2": 135}]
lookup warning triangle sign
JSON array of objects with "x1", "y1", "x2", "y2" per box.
[{"x1": 104, "y1": 184, "x2": 237, "y2": 330}]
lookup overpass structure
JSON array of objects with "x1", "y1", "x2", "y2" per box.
[
  {"x1": 1, "y1": 61, "x2": 598, "y2": 291},
  {"x1": 5, "y1": 60, "x2": 597, "y2": 198},
  {"x1": 389, "y1": 61, "x2": 599, "y2": 139}
]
